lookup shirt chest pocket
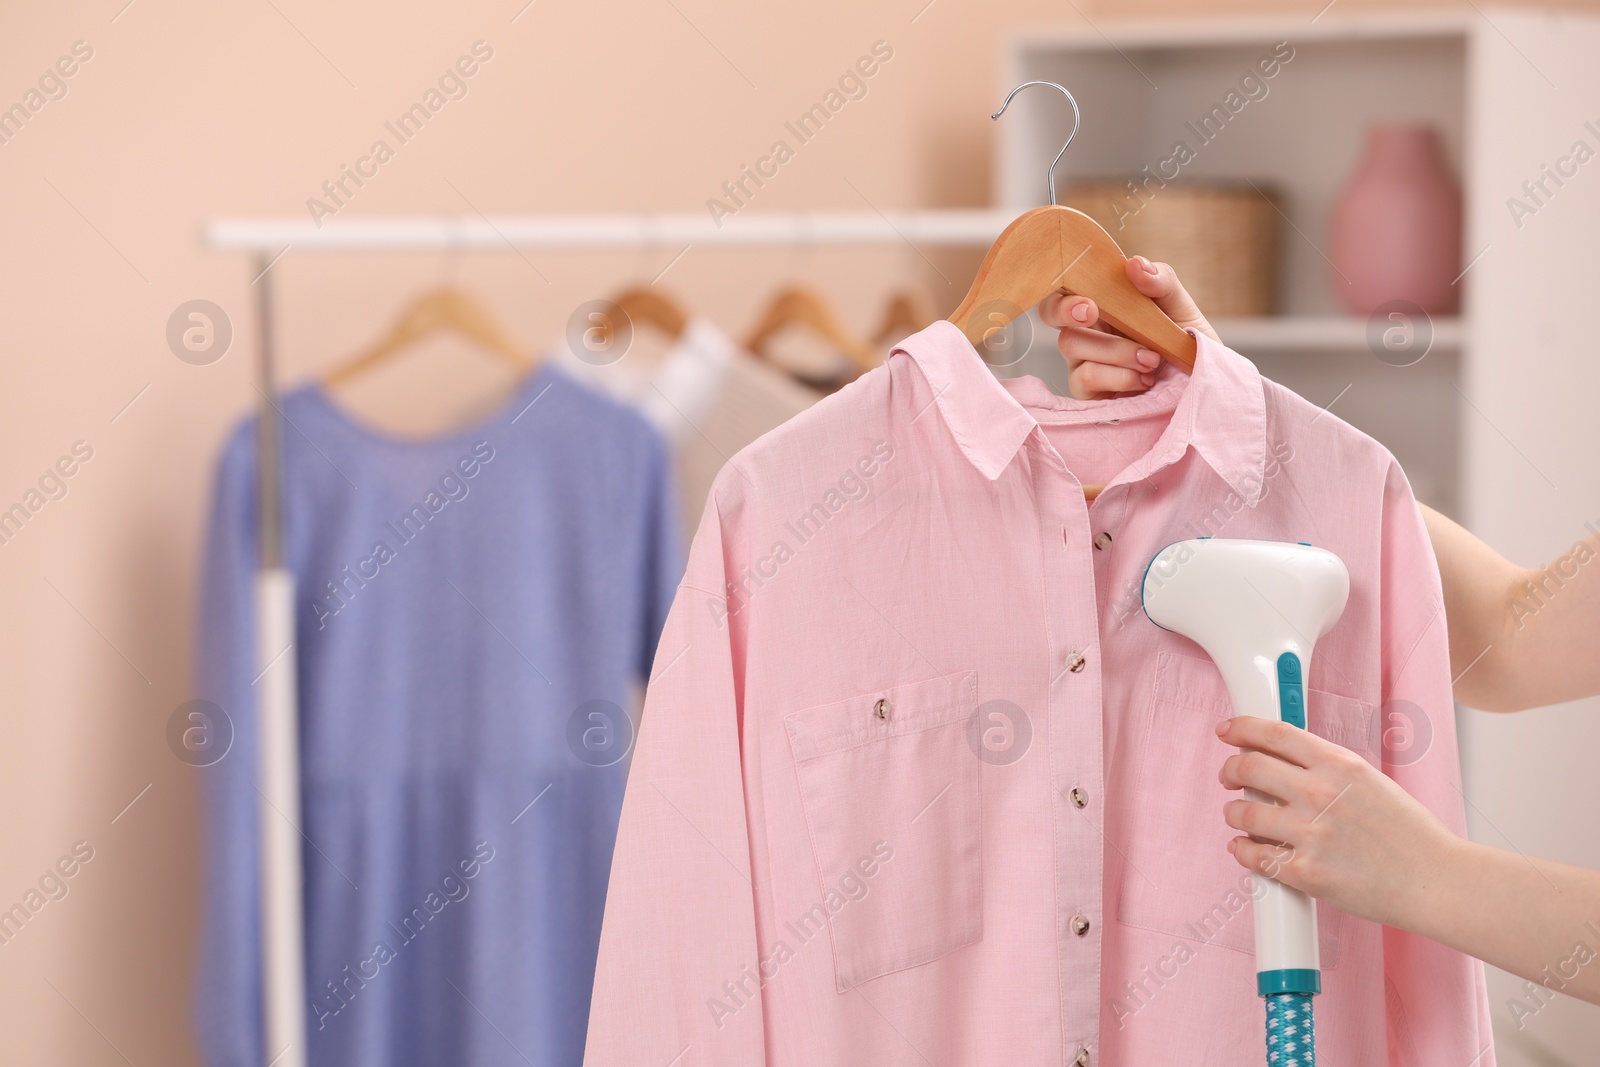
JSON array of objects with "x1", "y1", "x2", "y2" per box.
[
  {"x1": 785, "y1": 670, "x2": 983, "y2": 991},
  {"x1": 1116, "y1": 651, "x2": 1377, "y2": 968}
]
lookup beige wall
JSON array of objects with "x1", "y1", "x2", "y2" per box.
[{"x1": 1, "y1": 1, "x2": 1594, "y2": 1062}]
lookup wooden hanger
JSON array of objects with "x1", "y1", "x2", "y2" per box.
[
  {"x1": 609, "y1": 285, "x2": 688, "y2": 342},
  {"x1": 949, "y1": 209, "x2": 1197, "y2": 373},
  {"x1": 871, "y1": 290, "x2": 934, "y2": 347},
  {"x1": 949, "y1": 82, "x2": 1198, "y2": 502},
  {"x1": 744, "y1": 285, "x2": 878, "y2": 391},
  {"x1": 323, "y1": 287, "x2": 535, "y2": 387}
]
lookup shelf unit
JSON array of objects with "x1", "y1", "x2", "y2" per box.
[
  {"x1": 1213, "y1": 315, "x2": 1464, "y2": 354},
  {"x1": 1000, "y1": 12, "x2": 1600, "y2": 1065},
  {"x1": 1000, "y1": 12, "x2": 1480, "y2": 512}
]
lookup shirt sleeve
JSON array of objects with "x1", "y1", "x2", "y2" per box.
[
  {"x1": 1376, "y1": 461, "x2": 1496, "y2": 1066},
  {"x1": 585, "y1": 472, "x2": 768, "y2": 1067},
  {"x1": 192, "y1": 425, "x2": 266, "y2": 1066},
  {"x1": 637, "y1": 425, "x2": 684, "y2": 681}
]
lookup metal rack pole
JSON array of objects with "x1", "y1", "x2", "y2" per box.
[
  {"x1": 204, "y1": 209, "x2": 1013, "y2": 252},
  {"x1": 252, "y1": 253, "x2": 308, "y2": 1067}
]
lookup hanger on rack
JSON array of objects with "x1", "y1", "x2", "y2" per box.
[
  {"x1": 323, "y1": 286, "x2": 536, "y2": 387},
  {"x1": 948, "y1": 81, "x2": 1198, "y2": 502},
  {"x1": 871, "y1": 289, "x2": 935, "y2": 347},
  {"x1": 744, "y1": 285, "x2": 878, "y2": 393},
  {"x1": 609, "y1": 284, "x2": 689, "y2": 342}
]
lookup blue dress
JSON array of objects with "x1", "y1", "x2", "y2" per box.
[{"x1": 194, "y1": 366, "x2": 680, "y2": 1066}]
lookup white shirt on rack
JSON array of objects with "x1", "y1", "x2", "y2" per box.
[{"x1": 554, "y1": 315, "x2": 820, "y2": 543}]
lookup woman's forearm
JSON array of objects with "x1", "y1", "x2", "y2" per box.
[
  {"x1": 1402, "y1": 834, "x2": 1600, "y2": 1006},
  {"x1": 1498, "y1": 524, "x2": 1600, "y2": 709},
  {"x1": 1422, "y1": 503, "x2": 1516, "y2": 708},
  {"x1": 1422, "y1": 503, "x2": 1600, "y2": 711}
]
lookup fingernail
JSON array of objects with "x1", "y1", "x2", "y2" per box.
[
  {"x1": 1071, "y1": 302, "x2": 1092, "y2": 323},
  {"x1": 1227, "y1": 839, "x2": 1237, "y2": 855},
  {"x1": 1140, "y1": 373, "x2": 1155, "y2": 387},
  {"x1": 1135, "y1": 347, "x2": 1159, "y2": 368},
  {"x1": 1215, "y1": 719, "x2": 1229, "y2": 736},
  {"x1": 1138, "y1": 256, "x2": 1159, "y2": 275}
]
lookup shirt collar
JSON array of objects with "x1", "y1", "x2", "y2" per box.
[{"x1": 892, "y1": 321, "x2": 1269, "y2": 505}]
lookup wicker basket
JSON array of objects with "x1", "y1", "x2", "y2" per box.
[{"x1": 1060, "y1": 181, "x2": 1282, "y2": 317}]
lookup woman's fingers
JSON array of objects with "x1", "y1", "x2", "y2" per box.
[
  {"x1": 1062, "y1": 334, "x2": 1157, "y2": 398},
  {"x1": 1046, "y1": 300, "x2": 1161, "y2": 399},
  {"x1": 1066, "y1": 336, "x2": 1157, "y2": 396},
  {"x1": 1219, "y1": 747, "x2": 1313, "y2": 803},
  {"x1": 1038, "y1": 293, "x2": 1099, "y2": 329},
  {"x1": 1217, "y1": 715, "x2": 1327, "y2": 770},
  {"x1": 1055, "y1": 320, "x2": 1161, "y2": 370},
  {"x1": 1041, "y1": 259, "x2": 1219, "y2": 343},
  {"x1": 1040, "y1": 259, "x2": 1217, "y2": 398},
  {"x1": 1228, "y1": 836, "x2": 1303, "y2": 887},
  {"x1": 1125, "y1": 256, "x2": 1220, "y2": 344},
  {"x1": 1069, "y1": 360, "x2": 1154, "y2": 398},
  {"x1": 1223, "y1": 798, "x2": 1296, "y2": 846}
]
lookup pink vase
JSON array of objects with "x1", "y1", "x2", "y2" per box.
[{"x1": 1328, "y1": 125, "x2": 1462, "y2": 315}]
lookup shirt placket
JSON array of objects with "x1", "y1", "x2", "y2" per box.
[{"x1": 1031, "y1": 435, "x2": 1105, "y2": 1067}]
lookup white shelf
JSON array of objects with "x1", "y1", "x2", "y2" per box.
[
  {"x1": 1212, "y1": 315, "x2": 1463, "y2": 354},
  {"x1": 1006, "y1": 10, "x2": 1475, "y2": 52}
]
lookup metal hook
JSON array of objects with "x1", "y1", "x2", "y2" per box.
[{"x1": 992, "y1": 81, "x2": 1081, "y2": 207}]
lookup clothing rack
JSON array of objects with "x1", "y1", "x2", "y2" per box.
[
  {"x1": 205, "y1": 207, "x2": 1011, "y2": 1067},
  {"x1": 206, "y1": 208, "x2": 1014, "y2": 251}
]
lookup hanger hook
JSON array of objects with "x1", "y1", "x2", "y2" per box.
[{"x1": 992, "y1": 81, "x2": 1081, "y2": 207}]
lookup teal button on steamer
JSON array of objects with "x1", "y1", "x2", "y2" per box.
[
  {"x1": 1276, "y1": 652, "x2": 1306, "y2": 728},
  {"x1": 1142, "y1": 538, "x2": 1350, "y2": 1067}
]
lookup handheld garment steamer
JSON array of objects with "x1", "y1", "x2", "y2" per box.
[{"x1": 1141, "y1": 538, "x2": 1350, "y2": 1067}]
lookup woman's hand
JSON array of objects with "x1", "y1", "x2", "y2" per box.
[
  {"x1": 1038, "y1": 256, "x2": 1220, "y2": 399},
  {"x1": 1219, "y1": 713, "x2": 1600, "y2": 1007},
  {"x1": 1216, "y1": 714, "x2": 1460, "y2": 930}
]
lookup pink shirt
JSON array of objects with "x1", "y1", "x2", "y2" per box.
[{"x1": 584, "y1": 322, "x2": 1493, "y2": 1066}]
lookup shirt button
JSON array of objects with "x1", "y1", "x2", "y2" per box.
[
  {"x1": 1070, "y1": 787, "x2": 1088, "y2": 809},
  {"x1": 1075, "y1": 1048, "x2": 1091, "y2": 1066},
  {"x1": 1093, "y1": 531, "x2": 1113, "y2": 551},
  {"x1": 1067, "y1": 652, "x2": 1086, "y2": 673},
  {"x1": 874, "y1": 698, "x2": 890, "y2": 720},
  {"x1": 1071, "y1": 915, "x2": 1091, "y2": 936}
]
